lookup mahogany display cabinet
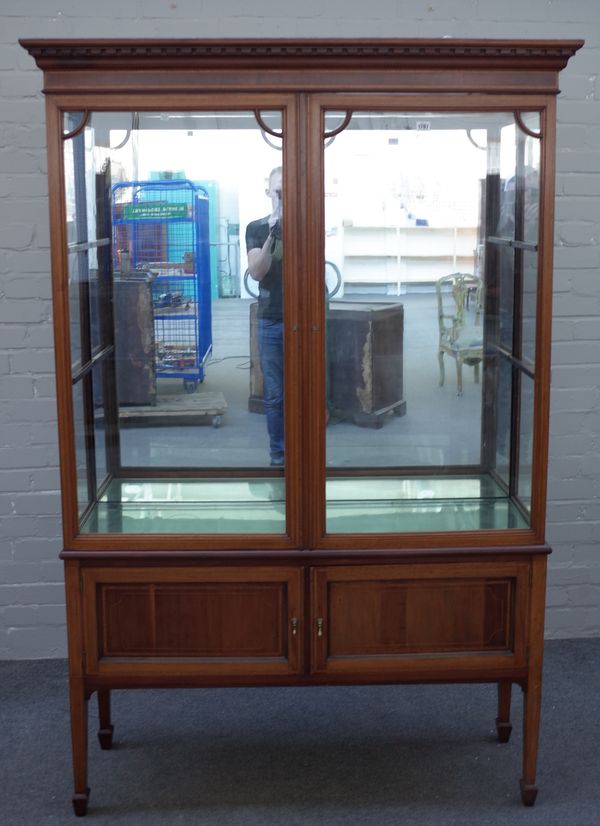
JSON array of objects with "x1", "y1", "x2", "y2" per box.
[{"x1": 20, "y1": 38, "x2": 582, "y2": 815}]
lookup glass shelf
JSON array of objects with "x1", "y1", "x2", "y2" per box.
[
  {"x1": 81, "y1": 478, "x2": 286, "y2": 535},
  {"x1": 79, "y1": 474, "x2": 526, "y2": 536},
  {"x1": 326, "y1": 475, "x2": 528, "y2": 533}
]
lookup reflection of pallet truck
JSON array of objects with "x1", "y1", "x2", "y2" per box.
[
  {"x1": 153, "y1": 291, "x2": 191, "y2": 310},
  {"x1": 119, "y1": 390, "x2": 227, "y2": 428}
]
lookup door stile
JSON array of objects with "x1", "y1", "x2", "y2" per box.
[
  {"x1": 303, "y1": 95, "x2": 328, "y2": 549},
  {"x1": 529, "y1": 97, "x2": 556, "y2": 542},
  {"x1": 279, "y1": 95, "x2": 304, "y2": 549},
  {"x1": 45, "y1": 97, "x2": 81, "y2": 548}
]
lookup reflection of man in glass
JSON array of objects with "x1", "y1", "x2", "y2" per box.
[
  {"x1": 246, "y1": 167, "x2": 284, "y2": 466},
  {"x1": 496, "y1": 165, "x2": 539, "y2": 239}
]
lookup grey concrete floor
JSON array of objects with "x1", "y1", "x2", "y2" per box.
[
  {"x1": 1, "y1": 639, "x2": 599, "y2": 824},
  {"x1": 119, "y1": 293, "x2": 484, "y2": 469}
]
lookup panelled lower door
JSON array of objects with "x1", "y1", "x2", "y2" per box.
[
  {"x1": 82, "y1": 566, "x2": 303, "y2": 678},
  {"x1": 310, "y1": 561, "x2": 529, "y2": 677}
]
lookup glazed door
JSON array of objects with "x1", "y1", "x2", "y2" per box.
[
  {"x1": 81, "y1": 565, "x2": 304, "y2": 678},
  {"x1": 57, "y1": 103, "x2": 304, "y2": 550},
  {"x1": 310, "y1": 562, "x2": 529, "y2": 678},
  {"x1": 54, "y1": 92, "x2": 553, "y2": 552},
  {"x1": 310, "y1": 104, "x2": 552, "y2": 548}
]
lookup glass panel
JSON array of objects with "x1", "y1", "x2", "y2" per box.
[
  {"x1": 89, "y1": 267, "x2": 102, "y2": 355},
  {"x1": 496, "y1": 123, "x2": 517, "y2": 241},
  {"x1": 323, "y1": 111, "x2": 535, "y2": 533},
  {"x1": 90, "y1": 163, "x2": 112, "y2": 356},
  {"x1": 495, "y1": 356, "x2": 513, "y2": 488},
  {"x1": 67, "y1": 250, "x2": 82, "y2": 372},
  {"x1": 522, "y1": 133, "x2": 540, "y2": 246},
  {"x1": 522, "y1": 249, "x2": 537, "y2": 366},
  {"x1": 517, "y1": 373, "x2": 534, "y2": 512},
  {"x1": 64, "y1": 110, "x2": 287, "y2": 535},
  {"x1": 64, "y1": 114, "x2": 110, "y2": 364},
  {"x1": 92, "y1": 363, "x2": 108, "y2": 488},
  {"x1": 494, "y1": 116, "x2": 540, "y2": 362},
  {"x1": 498, "y1": 245, "x2": 515, "y2": 351},
  {"x1": 72, "y1": 380, "x2": 90, "y2": 517}
]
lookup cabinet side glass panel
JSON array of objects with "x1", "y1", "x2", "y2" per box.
[
  {"x1": 92, "y1": 362, "x2": 108, "y2": 488},
  {"x1": 63, "y1": 110, "x2": 287, "y2": 535},
  {"x1": 522, "y1": 249, "x2": 538, "y2": 368},
  {"x1": 67, "y1": 249, "x2": 82, "y2": 373},
  {"x1": 494, "y1": 355, "x2": 513, "y2": 489},
  {"x1": 323, "y1": 111, "x2": 537, "y2": 533},
  {"x1": 72, "y1": 379, "x2": 90, "y2": 517},
  {"x1": 518, "y1": 372, "x2": 534, "y2": 513}
]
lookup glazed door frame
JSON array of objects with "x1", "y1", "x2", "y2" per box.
[
  {"x1": 44, "y1": 92, "x2": 306, "y2": 553},
  {"x1": 304, "y1": 93, "x2": 557, "y2": 551},
  {"x1": 47, "y1": 91, "x2": 556, "y2": 554}
]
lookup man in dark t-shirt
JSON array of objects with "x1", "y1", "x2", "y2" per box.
[{"x1": 245, "y1": 167, "x2": 284, "y2": 466}]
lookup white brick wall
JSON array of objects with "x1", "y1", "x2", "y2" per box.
[{"x1": 1, "y1": 1, "x2": 599, "y2": 658}]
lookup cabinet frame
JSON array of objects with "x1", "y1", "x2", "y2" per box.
[{"x1": 20, "y1": 38, "x2": 582, "y2": 815}]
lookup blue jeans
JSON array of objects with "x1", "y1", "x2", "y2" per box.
[{"x1": 258, "y1": 318, "x2": 284, "y2": 462}]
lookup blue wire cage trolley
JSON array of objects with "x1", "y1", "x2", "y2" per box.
[{"x1": 112, "y1": 179, "x2": 212, "y2": 392}]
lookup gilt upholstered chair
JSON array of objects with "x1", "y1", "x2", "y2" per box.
[{"x1": 436, "y1": 272, "x2": 483, "y2": 396}]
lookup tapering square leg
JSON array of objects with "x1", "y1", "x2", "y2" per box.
[
  {"x1": 520, "y1": 680, "x2": 542, "y2": 806},
  {"x1": 69, "y1": 677, "x2": 90, "y2": 816},
  {"x1": 97, "y1": 689, "x2": 114, "y2": 750},
  {"x1": 496, "y1": 680, "x2": 513, "y2": 743}
]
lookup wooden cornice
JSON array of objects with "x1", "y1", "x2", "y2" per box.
[
  {"x1": 20, "y1": 38, "x2": 583, "y2": 72},
  {"x1": 19, "y1": 38, "x2": 584, "y2": 97}
]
